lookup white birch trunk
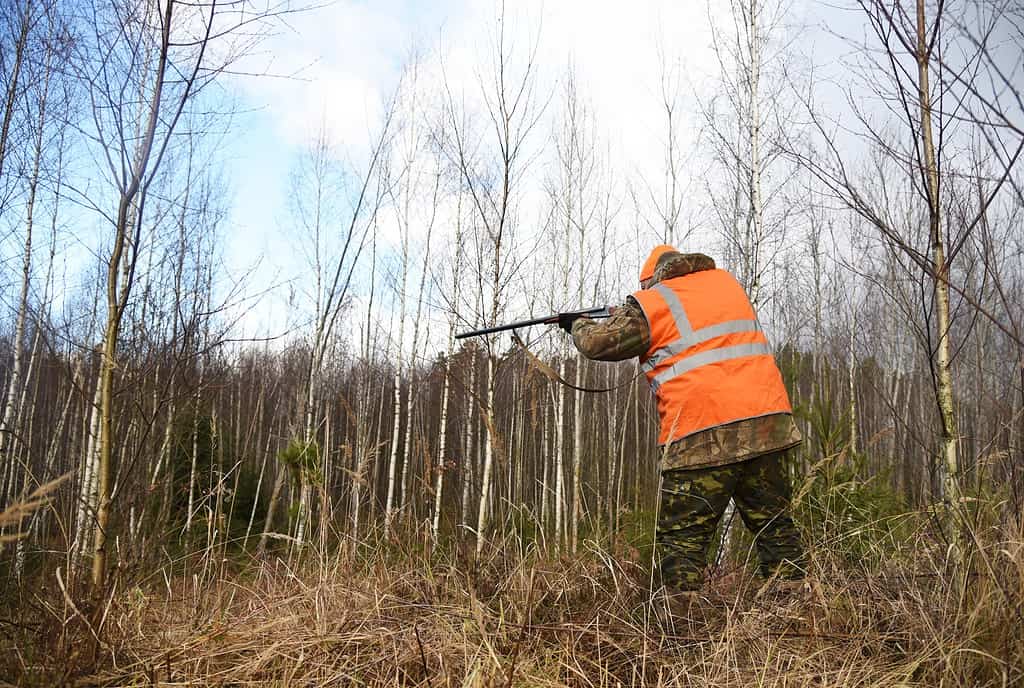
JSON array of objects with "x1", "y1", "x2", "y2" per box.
[
  {"x1": 540, "y1": 406, "x2": 550, "y2": 533},
  {"x1": 384, "y1": 255, "x2": 408, "y2": 533},
  {"x1": 571, "y1": 356, "x2": 584, "y2": 554},
  {"x1": 615, "y1": 379, "x2": 632, "y2": 532},
  {"x1": 319, "y1": 409, "x2": 331, "y2": 551},
  {"x1": 718, "y1": 0, "x2": 765, "y2": 568},
  {"x1": 13, "y1": 326, "x2": 42, "y2": 574},
  {"x1": 848, "y1": 310, "x2": 858, "y2": 455},
  {"x1": 476, "y1": 354, "x2": 496, "y2": 554},
  {"x1": 460, "y1": 359, "x2": 476, "y2": 533},
  {"x1": 183, "y1": 368, "x2": 204, "y2": 537},
  {"x1": 433, "y1": 206, "x2": 461, "y2": 540},
  {"x1": 398, "y1": 385, "x2": 415, "y2": 516},
  {"x1": 384, "y1": 364, "x2": 403, "y2": 533},
  {"x1": 400, "y1": 210, "x2": 434, "y2": 514},
  {"x1": 746, "y1": 0, "x2": 764, "y2": 309},
  {"x1": 432, "y1": 353, "x2": 452, "y2": 540},
  {"x1": 0, "y1": 70, "x2": 40, "y2": 507},
  {"x1": 295, "y1": 333, "x2": 319, "y2": 548},
  {"x1": 915, "y1": 0, "x2": 959, "y2": 536},
  {"x1": 72, "y1": 379, "x2": 103, "y2": 575},
  {"x1": 554, "y1": 364, "x2": 566, "y2": 551}
]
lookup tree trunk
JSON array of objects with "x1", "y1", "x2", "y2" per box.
[
  {"x1": 915, "y1": 0, "x2": 958, "y2": 529},
  {"x1": 73, "y1": 378, "x2": 102, "y2": 576},
  {"x1": 848, "y1": 311, "x2": 858, "y2": 455},
  {"x1": 400, "y1": 193, "x2": 435, "y2": 516},
  {"x1": 476, "y1": 354, "x2": 496, "y2": 554},
  {"x1": 571, "y1": 356, "x2": 584, "y2": 553},
  {"x1": 257, "y1": 462, "x2": 286, "y2": 556},
  {"x1": 461, "y1": 359, "x2": 476, "y2": 535},
  {"x1": 554, "y1": 362, "x2": 566, "y2": 551},
  {"x1": 432, "y1": 353, "x2": 452, "y2": 540},
  {"x1": 183, "y1": 370, "x2": 204, "y2": 538},
  {"x1": 385, "y1": 364, "x2": 403, "y2": 533}
]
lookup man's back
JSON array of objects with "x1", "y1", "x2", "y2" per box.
[{"x1": 571, "y1": 250, "x2": 800, "y2": 471}]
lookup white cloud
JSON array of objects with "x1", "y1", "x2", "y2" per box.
[{"x1": 221, "y1": 0, "x2": 825, "y2": 350}]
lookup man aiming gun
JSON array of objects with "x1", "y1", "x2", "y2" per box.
[{"x1": 568, "y1": 245, "x2": 805, "y2": 593}]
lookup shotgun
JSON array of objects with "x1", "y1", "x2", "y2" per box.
[{"x1": 455, "y1": 306, "x2": 612, "y2": 340}]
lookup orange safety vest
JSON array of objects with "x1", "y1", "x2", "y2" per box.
[{"x1": 632, "y1": 269, "x2": 792, "y2": 445}]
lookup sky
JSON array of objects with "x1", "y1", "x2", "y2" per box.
[
  {"x1": 3, "y1": 0, "x2": 1016, "y2": 363},
  {"x1": 215, "y1": 0, "x2": 843, "y2": 347}
]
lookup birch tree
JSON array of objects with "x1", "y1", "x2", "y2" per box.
[
  {"x1": 431, "y1": 192, "x2": 466, "y2": 540},
  {"x1": 384, "y1": 74, "x2": 440, "y2": 529},
  {"x1": 547, "y1": 67, "x2": 601, "y2": 551},
  {"x1": 702, "y1": 0, "x2": 796, "y2": 308},
  {"x1": 0, "y1": 4, "x2": 53, "y2": 513},
  {"x1": 441, "y1": 4, "x2": 546, "y2": 553},
  {"x1": 789, "y1": 0, "x2": 1024, "y2": 554},
  {"x1": 72, "y1": 0, "x2": 289, "y2": 589},
  {"x1": 642, "y1": 38, "x2": 699, "y2": 245},
  {"x1": 283, "y1": 109, "x2": 394, "y2": 547}
]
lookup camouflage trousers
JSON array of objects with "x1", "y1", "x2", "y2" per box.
[{"x1": 657, "y1": 449, "x2": 805, "y2": 591}]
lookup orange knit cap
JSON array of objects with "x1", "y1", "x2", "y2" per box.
[{"x1": 639, "y1": 244, "x2": 676, "y2": 283}]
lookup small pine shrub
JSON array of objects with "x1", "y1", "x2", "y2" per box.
[
  {"x1": 278, "y1": 438, "x2": 321, "y2": 487},
  {"x1": 794, "y1": 452, "x2": 912, "y2": 567}
]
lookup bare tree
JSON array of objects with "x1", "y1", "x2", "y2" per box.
[
  {"x1": 431, "y1": 193, "x2": 465, "y2": 540},
  {"x1": 788, "y1": 0, "x2": 1024, "y2": 551},
  {"x1": 71, "y1": 0, "x2": 290, "y2": 589},
  {"x1": 441, "y1": 4, "x2": 546, "y2": 553},
  {"x1": 545, "y1": 66, "x2": 602, "y2": 551}
]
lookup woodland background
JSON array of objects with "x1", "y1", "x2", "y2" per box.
[{"x1": 0, "y1": 0, "x2": 1022, "y2": 685}]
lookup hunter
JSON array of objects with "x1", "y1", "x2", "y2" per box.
[{"x1": 566, "y1": 245, "x2": 805, "y2": 592}]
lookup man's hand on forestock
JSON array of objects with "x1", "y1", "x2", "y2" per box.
[
  {"x1": 557, "y1": 313, "x2": 577, "y2": 334},
  {"x1": 560, "y1": 307, "x2": 616, "y2": 335}
]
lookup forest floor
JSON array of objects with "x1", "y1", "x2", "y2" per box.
[{"x1": 3, "y1": 526, "x2": 1023, "y2": 687}]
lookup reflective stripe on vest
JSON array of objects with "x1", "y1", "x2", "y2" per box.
[{"x1": 651, "y1": 342, "x2": 772, "y2": 390}]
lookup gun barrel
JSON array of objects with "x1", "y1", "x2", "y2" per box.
[
  {"x1": 455, "y1": 306, "x2": 609, "y2": 340},
  {"x1": 455, "y1": 314, "x2": 553, "y2": 340}
]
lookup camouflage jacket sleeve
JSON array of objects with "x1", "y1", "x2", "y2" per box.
[{"x1": 570, "y1": 299, "x2": 650, "y2": 362}]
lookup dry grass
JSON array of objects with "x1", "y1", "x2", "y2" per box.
[
  {"x1": 0, "y1": 475, "x2": 68, "y2": 545},
  {"x1": 4, "y1": 522, "x2": 1022, "y2": 687}
]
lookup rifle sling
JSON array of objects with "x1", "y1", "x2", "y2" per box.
[{"x1": 511, "y1": 330, "x2": 639, "y2": 394}]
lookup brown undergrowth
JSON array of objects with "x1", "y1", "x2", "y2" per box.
[{"x1": 3, "y1": 524, "x2": 1023, "y2": 687}]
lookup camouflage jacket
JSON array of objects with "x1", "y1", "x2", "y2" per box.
[{"x1": 571, "y1": 251, "x2": 801, "y2": 471}]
